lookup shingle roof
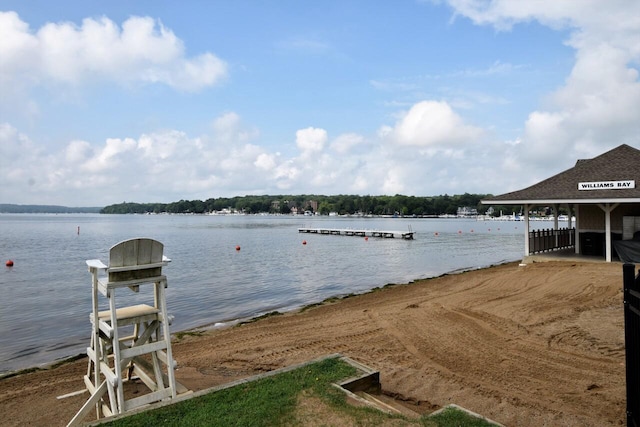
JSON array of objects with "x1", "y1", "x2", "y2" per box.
[{"x1": 484, "y1": 144, "x2": 640, "y2": 204}]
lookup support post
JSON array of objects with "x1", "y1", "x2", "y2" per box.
[
  {"x1": 524, "y1": 204, "x2": 530, "y2": 256},
  {"x1": 598, "y1": 203, "x2": 619, "y2": 262},
  {"x1": 553, "y1": 204, "x2": 559, "y2": 248},
  {"x1": 574, "y1": 205, "x2": 580, "y2": 255}
]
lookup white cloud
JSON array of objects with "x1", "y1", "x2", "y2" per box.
[
  {"x1": 0, "y1": 106, "x2": 525, "y2": 206},
  {"x1": 295, "y1": 127, "x2": 327, "y2": 157},
  {"x1": 384, "y1": 100, "x2": 483, "y2": 147},
  {"x1": 444, "y1": 0, "x2": 640, "y2": 175},
  {"x1": 138, "y1": 131, "x2": 179, "y2": 161},
  {"x1": 0, "y1": 12, "x2": 227, "y2": 92},
  {"x1": 330, "y1": 133, "x2": 365, "y2": 154},
  {"x1": 4, "y1": 2, "x2": 640, "y2": 205},
  {"x1": 212, "y1": 112, "x2": 260, "y2": 145},
  {"x1": 254, "y1": 153, "x2": 277, "y2": 171},
  {"x1": 65, "y1": 140, "x2": 92, "y2": 164},
  {"x1": 0, "y1": 113, "x2": 272, "y2": 205},
  {"x1": 381, "y1": 168, "x2": 406, "y2": 195}
]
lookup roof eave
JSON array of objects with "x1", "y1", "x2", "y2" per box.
[{"x1": 481, "y1": 198, "x2": 640, "y2": 205}]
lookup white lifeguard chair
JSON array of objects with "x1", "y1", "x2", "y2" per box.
[{"x1": 69, "y1": 238, "x2": 182, "y2": 426}]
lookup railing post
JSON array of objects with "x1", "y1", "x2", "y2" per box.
[{"x1": 624, "y1": 263, "x2": 640, "y2": 426}]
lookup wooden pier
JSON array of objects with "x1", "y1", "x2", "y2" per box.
[{"x1": 298, "y1": 227, "x2": 414, "y2": 240}]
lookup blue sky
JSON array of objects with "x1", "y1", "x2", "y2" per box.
[{"x1": 1, "y1": 1, "x2": 639, "y2": 206}]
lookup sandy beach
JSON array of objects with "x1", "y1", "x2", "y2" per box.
[{"x1": 0, "y1": 260, "x2": 628, "y2": 426}]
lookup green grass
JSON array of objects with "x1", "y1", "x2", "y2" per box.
[{"x1": 103, "y1": 357, "x2": 498, "y2": 427}]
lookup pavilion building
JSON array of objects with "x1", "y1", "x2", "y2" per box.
[{"x1": 482, "y1": 144, "x2": 640, "y2": 262}]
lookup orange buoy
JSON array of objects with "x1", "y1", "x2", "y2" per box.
[
  {"x1": 302, "y1": 240, "x2": 307, "y2": 245},
  {"x1": 235, "y1": 245, "x2": 241, "y2": 251},
  {"x1": 6, "y1": 260, "x2": 14, "y2": 267}
]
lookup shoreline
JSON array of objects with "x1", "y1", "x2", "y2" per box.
[
  {"x1": 0, "y1": 258, "x2": 522, "y2": 378},
  {"x1": 1, "y1": 259, "x2": 627, "y2": 426}
]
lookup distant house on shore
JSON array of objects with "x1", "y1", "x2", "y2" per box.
[
  {"x1": 482, "y1": 144, "x2": 640, "y2": 262},
  {"x1": 457, "y1": 206, "x2": 478, "y2": 217}
]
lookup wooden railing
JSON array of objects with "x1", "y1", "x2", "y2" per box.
[{"x1": 528, "y1": 227, "x2": 575, "y2": 254}]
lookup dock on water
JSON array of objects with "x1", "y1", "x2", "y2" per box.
[{"x1": 298, "y1": 227, "x2": 414, "y2": 240}]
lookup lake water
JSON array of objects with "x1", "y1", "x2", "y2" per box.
[{"x1": 0, "y1": 214, "x2": 535, "y2": 373}]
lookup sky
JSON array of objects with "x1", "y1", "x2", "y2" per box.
[{"x1": 1, "y1": 1, "x2": 640, "y2": 207}]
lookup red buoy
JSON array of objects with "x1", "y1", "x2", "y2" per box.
[
  {"x1": 235, "y1": 245, "x2": 241, "y2": 251},
  {"x1": 302, "y1": 240, "x2": 307, "y2": 245},
  {"x1": 6, "y1": 260, "x2": 14, "y2": 267},
  {"x1": 364, "y1": 237, "x2": 368, "y2": 241}
]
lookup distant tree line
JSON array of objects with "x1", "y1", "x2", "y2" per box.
[
  {"x1": 100, "y1": 194, "x2": 519, "y2": 217},
  {"x1": 0, "y1": 204, "x2": 102, "y2": 214}
]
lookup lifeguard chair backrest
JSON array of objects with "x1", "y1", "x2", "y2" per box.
[{"x1": 108, "y1": 238, "x2": 164, "y2": 282}]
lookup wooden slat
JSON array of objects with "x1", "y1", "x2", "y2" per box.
[
  {"x1": 99, "y1": 361, "x2": 117, "y2": 386},
  {"x1": 97, "y1": 320, "x2": 113, "y2": 339},
  {"x1": 131, "y1": 363, "x2": 158, "y2": 391},
  {"x1": 66, "y1": 380, "x2": 108, "y2": 427},
  {"x1": 108, "y1": 262, "x2": 167, "y2": 273},
  {"x1": 99, "y1": 275, "x2": 166, "y2": 290},
  {"x1": 123, "y1": 389, "x2": 173, "y2": 411},
  {"x1": 83, "y1": 375, "x2": 96, "y2": 393},
  {"x1": 120, "y1": 341, "x2": 167, "y2": 360},
  {"x1": 97, "y1": 304, "x2": 159, "y2": 321}
]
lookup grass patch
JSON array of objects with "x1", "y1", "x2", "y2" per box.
[
  {"x1": 102, "y1": 357, "x2": 498, "y2": 427},
  {"x1": 104, "y1": 358, "x2": 356, "y2": 427}
]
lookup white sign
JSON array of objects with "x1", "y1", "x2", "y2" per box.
[{"x1": 578, "y1": 180, "x2": 635, "y2": 190}]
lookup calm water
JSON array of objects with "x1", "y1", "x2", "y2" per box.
[{"x1": 0, "y1": 214, "x2": 532, "y2": 373}]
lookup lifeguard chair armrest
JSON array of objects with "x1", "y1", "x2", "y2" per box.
[
  {"x1": 86, "y1": 259, "x2": 108, "y2": 270},
  {"x1": 85, "y1": 257, "x2": 169, "y2": 270},
  {"x1": 108, "y1": 262, "x2": 166, "y2": 273},
  {"x1": 98, "y1": 275, "x2": 167, "y2": 292}
]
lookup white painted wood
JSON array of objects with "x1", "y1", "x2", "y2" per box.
[
  {"x1": 598, "y1": 203, "x2": 619, "y2": 262},
  {"x1": 574, "y1": 205, "x2": 580, "y2": 254},
  {"x1": 71, "y1": 238, "x2": 181, "y2": 425},
  {"x1": 66, "y1": 381, "x2": 108, "y2": 427},
  {"x1": 524, "y1": 204, "x2": 530, "y2": 256},
  {"x1": 120, "y1": 341, "x2": 167, "y2": 359}
]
